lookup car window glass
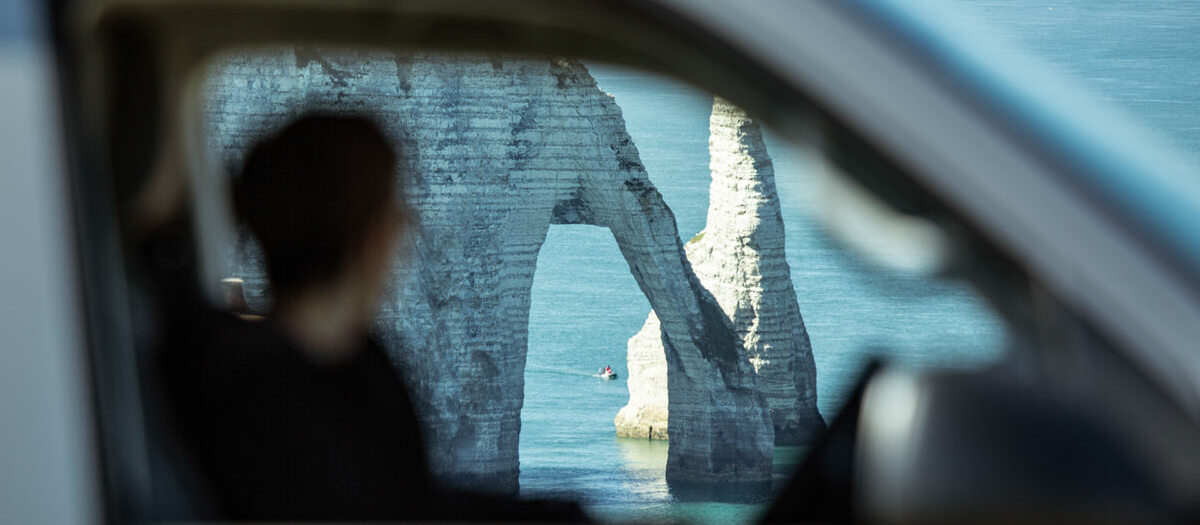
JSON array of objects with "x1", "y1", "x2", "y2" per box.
[{"x1": 197, "y1": 47, "x2": 1008, "y2": 523}]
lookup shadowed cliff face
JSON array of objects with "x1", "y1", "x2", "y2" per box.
[
  {"x1": 617, "y1": 98, "x2": 825, "y2": 446},
  {"x1": 204, "y1": 48, "x2": 774, "y2": 491}
]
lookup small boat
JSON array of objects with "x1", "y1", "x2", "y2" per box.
[{"x1": 599, "y1": 368, "x2": 618, "y2": 380}]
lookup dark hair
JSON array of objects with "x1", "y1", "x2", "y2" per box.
[{"x1": 234, "y1": 114, "x2": 400, "y2": 295}]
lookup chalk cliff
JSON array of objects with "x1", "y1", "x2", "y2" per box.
[
  {"x1": 616, "y1": 97, "x2": 825, "y2": 445},
  {"x1": 204, "y1": 49, "x2": 774, "y2": 491}
]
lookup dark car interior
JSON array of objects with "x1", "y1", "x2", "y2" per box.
[{"x1": 47, "y1": 0, "x2": 1200, "y2": 522}]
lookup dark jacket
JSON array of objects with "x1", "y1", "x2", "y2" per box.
[{"x1": 162, "y1": 311, "x2": 431, "y2": 521}]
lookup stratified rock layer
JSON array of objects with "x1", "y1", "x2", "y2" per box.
[
  {"x1": 617, "y1": 98, "x2": 825, "y2": 445},
  {"x1": 614, "y1": 313, "x2": 670, "y2": 440},
  {"x1": 204, "y1": 49, "x2": 774, "y2": 491}
]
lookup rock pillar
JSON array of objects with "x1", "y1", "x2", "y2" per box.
[{"x1": 616, "y1": 97, "x2": 825, "y2": 446}]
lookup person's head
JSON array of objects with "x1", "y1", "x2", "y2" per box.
[{"x1": 234, "y1": 114, "x2": 408, "y2": 309}]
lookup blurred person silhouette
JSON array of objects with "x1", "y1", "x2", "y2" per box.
[
  {"x1": 162, "y1": 114, "x2": 430, "y2": 520},
  {"x1": 162, "y1": 114, "x2": 586, "y2": 522}
]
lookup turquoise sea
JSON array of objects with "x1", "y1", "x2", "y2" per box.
[{"x1": 517, "y1": 1, "x2": 1200, "y2": 523}]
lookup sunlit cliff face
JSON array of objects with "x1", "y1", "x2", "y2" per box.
[
  {"x1": 618, "y1": 98, "x2": 824, "y2": 446},
  {"x1": 204, "y1": 48, "x2": 812, "y2": 491}
]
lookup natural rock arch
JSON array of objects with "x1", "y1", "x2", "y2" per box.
[{"x1": 205, "y1": 48, "x2": 773, "y2": 492}]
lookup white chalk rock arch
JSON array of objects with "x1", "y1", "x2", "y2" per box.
[{"x1": 204, "y1": 48, "x2": 774, "y2": 491}]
